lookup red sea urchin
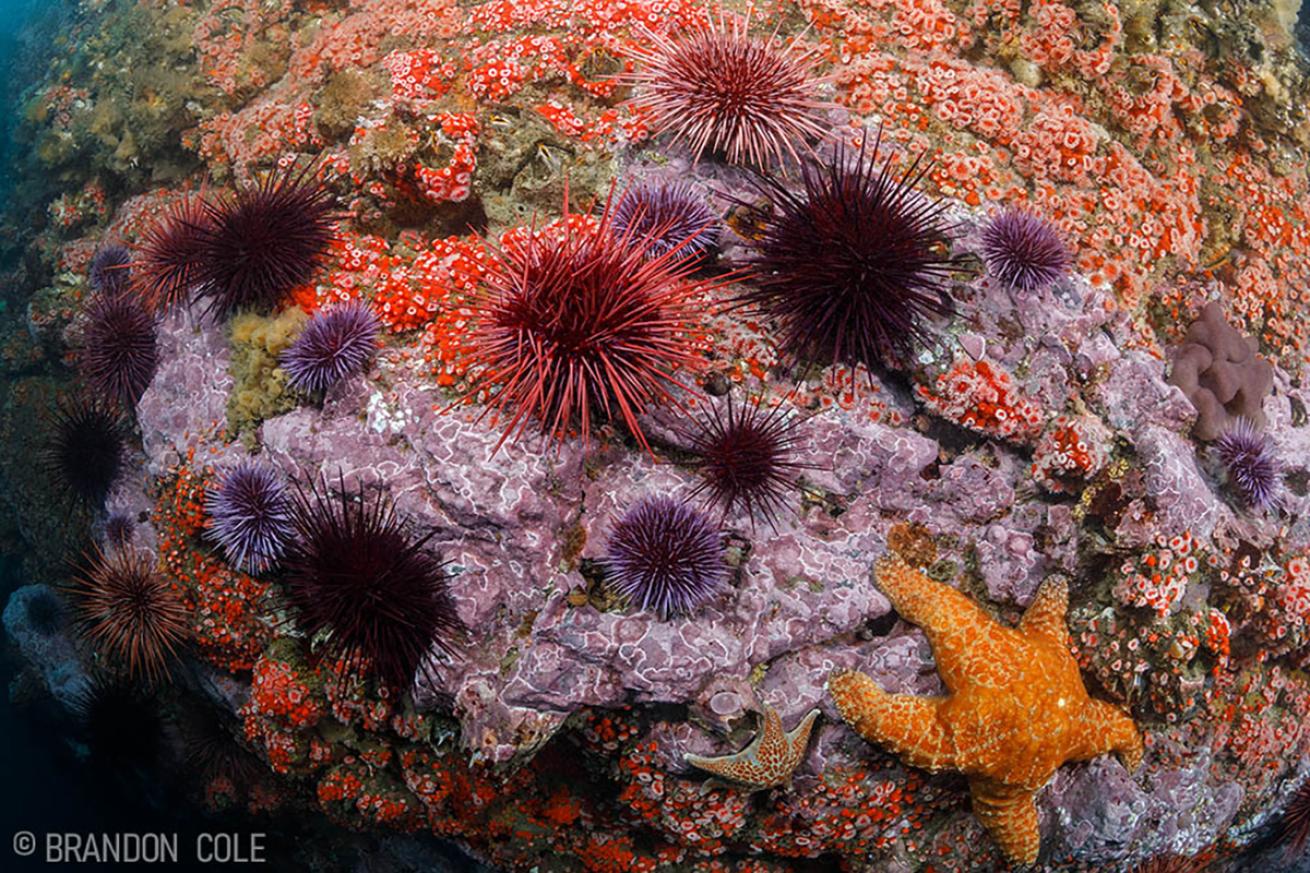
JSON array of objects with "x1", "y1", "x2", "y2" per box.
[
  {"x1": 281, "y1": 475, "x2": 463, "y2": 691},
  {"x1": 684, "y1": 394, "x2": 812, "y2": 528},
  {"x1": 191, "y1": 164, "x2": 337, "y2": 318},
  {"x1": 280, "y1": 301, "x2": 381, "y2": 393},
  {"x1": 43, "y1": 395, "x2": 127, "y2": 507},
  {"x1": 65, "y1": 545, "x2": 190, "y2": 686},
  {"x1": 466, "y1": 189, "x2": 721, "y2": 453},
  {"x1": 604, "y1": 495, "x2": 728, "y2": 618},
  {"x1": 78, "y1": 290, "x2": 159, "y2": 408},
  {"x1": 624, "y1": 13, "x2": 831, "y2": 167},
  {"x1": 740, "y1": 135, "x2": 962, "y2": 371},
  {"x1": 1273, "y1": 778, "x2": 1310, "y2": 860},
  {"x1": 979, "y1": 207, "x2": 1072, "y2": 293}
]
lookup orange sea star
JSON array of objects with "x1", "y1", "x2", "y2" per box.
[
  {"x1": 684, "y1": 704, "x2": 820, "y2": 790},
  {"x1": 828, "y1": 556, "x2": 1143, "y2": 866}
]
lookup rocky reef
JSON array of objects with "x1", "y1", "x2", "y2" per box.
[{"x1": 3, "y1": 1, "x2": 1310, "y2": 871}]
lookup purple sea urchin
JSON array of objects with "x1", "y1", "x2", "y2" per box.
[
  {"x1": 611, "y1": 180, "x2": 721, "y2": 263},
  {"x1": 1214, "y1": 417, "x2": 1280, "y2": 510},
  {"x1": 205, "y1": 459, "x2": 295, "y2": 573},
  {"x1": 979, "y1": 207, "x2": 1072, "y2": 293},
  {"x1": 685, "y1": 395, "x2": 811, "y2": 527},
  {"x1": 604, "y1": 496, "x2": 728, "y2": 618},
  {"x1": 73, "y1": 673, "x2": 165, "y2": 771},
  {"x1": 191, "y1": 165, "x2": 336, "y2": 318},
  {"x1": 65, "y1": 545, "x2": 190, "y2": 686},
  {"x1": 280, "y1": 302, "x2": 381, "y2": 392},
  {"x1": 44, "y1": 396, "x2": 127, "y2": 507},
  {"x1": 90, "y1": 244, "x2": 132, "y2": 296},
  {"x1": 468, "y1": 188, "x2": 720, "y2": 454},
  {"x1": 78, "y1": 291, "x2": 159, "y2": 408},
  {"x1": 624, "y1": 14, "x2": 830, "y2": 167},
  {"x1": 740, "y1": 135, "x2": 961, "y2": 370},
  {"x1": 282, "y1": 475, "x2": 462, "y2": 690}
]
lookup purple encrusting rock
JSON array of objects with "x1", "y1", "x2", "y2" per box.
[
  {"x1": 604, "y1": 495, "x2": 728, "y2": 618},
  {"x1": 280, "y1": 301, "x2": 381, "y2": 392},
  {"x1": 205, "y1": 458, "x2": 295, "y2": 572}
]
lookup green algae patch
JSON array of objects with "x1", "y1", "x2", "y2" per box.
[{"x1": 226, "y1": 308, "x2": 308, "y2": 436}]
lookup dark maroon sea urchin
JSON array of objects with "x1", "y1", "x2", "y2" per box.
[
  {"x1": 132, "y1": 192, "x2": 212, "y2": 313},
  {"x1": 43, "y1": 396, "x2": 127, "y2": 507},
  {"x1": 90, "y1": 244, "x2": 132, "y2": 296},
  {"x1": 205, "y1": 459, "x2": 295, "y2": 573},
  {"x1": 282, "y1": 475, "x2": 463, "y2": 690},
  {"x1": 190, "y1": 165, "x2": 337, "y2": 318},
  {"x1": 624, "y1": 13, "x2": 831, "y2": 167},
  {"x1": 611, "y1": 180, "x2": 722, "y2": 263},
  {"x1": 979, "y1": 207, "x2": 1072, "y2": 293},
  {"x1": 65, "y1": 545, "x2": 190, "y2": 686},
  {"x1": 78, "y1": 290, "x2": 160, "y2": 408},
  {"x1": 684, "y1": 394, "x2": 812, "y2": 528},
  {"x1": 604, "y1": 495, "x2": 728, "y2": 618},
  {"x1": 1272, "y1": 778, "x2": 1310, "y2": 861},
  {"x1": 740, "y1": 135, "x2": 962, "y2": 370},
  {"x1": 1214, "y1": 417, "x2": 1280, "y2": 511},
  {"x1": 280, "y1": 302, "x2": 381, "y2": 393}
]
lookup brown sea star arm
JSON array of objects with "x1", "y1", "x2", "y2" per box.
[
  {"x1": 969, "y1": 779, "x2": 1041, "y2": 867},
  {"x1": 1017, "y1": 576, "x2": 1070, "y2": 648},
  {"x1": 1071, "y1": 698, "x2": 1144, "y2": 771},
  {"x1": 827, "y1": 670, "x2": 956, "y2": 772}
]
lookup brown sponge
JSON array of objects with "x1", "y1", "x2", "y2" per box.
[{"x1": 1167, "y1": 302, "x2": 1273, "y2": 441}]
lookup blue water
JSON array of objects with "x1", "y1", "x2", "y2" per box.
[{"x1": 0, "y1": 0, "x2": 56, "y2": 210}]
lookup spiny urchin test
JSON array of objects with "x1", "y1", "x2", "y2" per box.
[
  {"x1": 280, "y1": 302, "x2": 381, "y2": 393},
  {"x1": 467, "y1": 189, "x2": 724, "y2": 453},
  {"x1": 684, "y1": 394, "x2": 812, "y2": 528},
  {"x1": 610, "y1": 179, "x2": 722, "y2": 263},
  {"x1": 1214, "y1": 417, "x2": 1280, "y2": 510},
  {"x1": 78, "y1": 290, "x2": 160, "y2": 408},
  {"x1": 740, "y1": 134, "x2": 962, "y2": 370},
  {"x1": 604, "y1": 495, "x2": 728, "y2": 618},
  {"x1": 282, "y1": 475, "x2": 463, "y2": 690},
  {"x1": 979, "y1": 207, "x2": 1072, "y2": 293},
  {"x1": 64, "y1": 545, "x2": 190, "y2": 686},
  {"x1": 624, "y1": 13, "x2": 831, "y2": 167},
  {"x1": 205, "y1": 459, "x2": 295, "y2": 572}
]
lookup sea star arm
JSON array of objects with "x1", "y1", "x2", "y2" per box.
[
  {"x1": 969, "y1": 779, "x2": 1041, "y2": 866},
  {"x1": 1017, "y1": 576, "x2": 1070, "y2": 648},
  {"x1": 874, "y1": 556, "x2": 1001, "y2": 692},
  {"x1": 827, "y1": 670, "x2": 956, "y2": 772},
  {"x1": 1070, "y1": 698, "x2": 1144, "y2": 771}
]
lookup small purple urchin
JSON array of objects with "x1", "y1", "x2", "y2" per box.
[
  {"x1": 979, "y1": 207, "x2": 1072, "y2": 293},
  {"x1": 78, "y1": 291, "x2": 160, "y2": 407},
  {"x1": 90, "y1": 244, "x2": 132, "y2": 296},
  {"x1": 1214, "y1": 418, "x2": 1280, "y2": 511},
  {"x1": 624, "y1": 13, "x2": 831, "y2": 167},
  {"x1": 280, "y1": 302, "x2": 381, "y2": 393},
  {"x1": 611, "y1": 180, "x2": 721, "y2": 263},
  {"x1": 604, "y1": 496, "x2": 728, "y2": 618},
  {"x1": 205, "y1": 459, "x2": 295, "y2": 573},
  {"x1": 740, "y1": 133, "x2": 963, "y2": 370},
  {"x1": 685, "y1": 395, "x2": 813, "y2": 528}
]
